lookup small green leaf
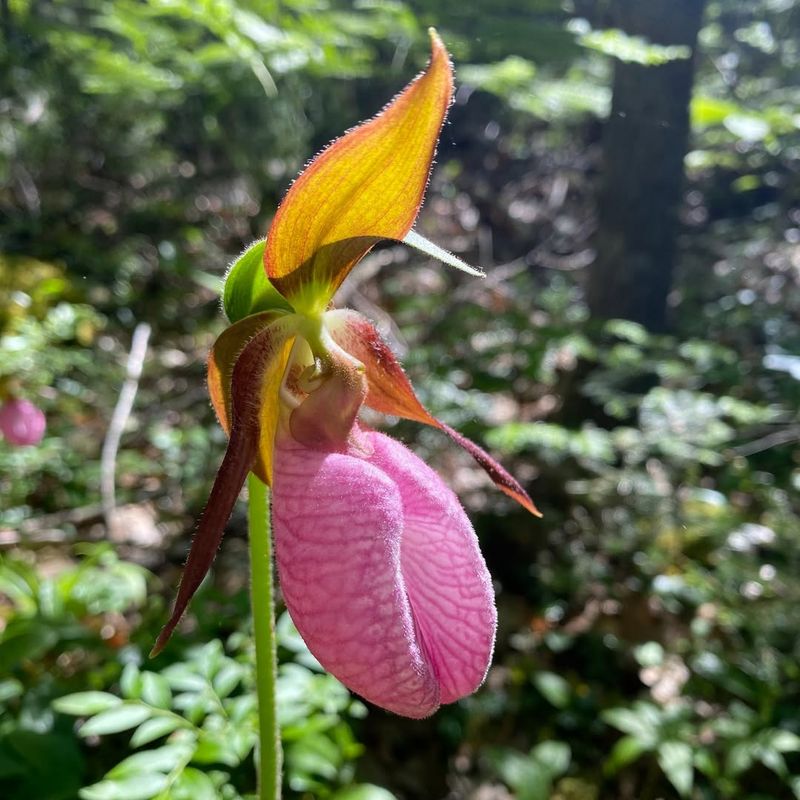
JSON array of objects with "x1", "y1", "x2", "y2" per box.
[
  {"x1": 489, "y1": 748, "x2": 549, "y2": 800},
  {"x1": 120, "y1": 664, "x2": 143, "y2": 700},
  {"x1": 658, "y1": 741, "x2": 694, "y2": 798},
  {"x1": 692, "y1": 748, "x2": 719, "y2": 780},
  {"x1": 79, "y1": 774, "x2": 168, "y2": 800},
  {"x1": 532, "y1": 672, "x2": 570, "y2": 709},
  {"x1": 732, "y1": 174, "x2": 761, "y2": 193},
  {"x1": 0, "y1": 678, "x2": 23, "y2": 703},
  {"x1": 575, "y1": 25, "x2": 691, "y2": 65},
  {"x1": 531, "y1": 741, "x2": 571, "y2": 776},
  {"x1": 758, "y1": 747, "x2": 787, "y2": 777},
  {"x1": 108, "y1": 743, "x2": 193, "y2": 778},
  {"x1": 53, "y1": 692, "x2": 122, "y2": 716},
  {"x1": 79, "y1": 704, "x2": 152, "y2": 737},
  {"x1": 192, "y1": 732, "x2": 243, "y2": 767},
  {"x1": 131, "y1": 716, "x2": 184, "y2": 747},
  {"x1": 602, "y1": 703, "x2": 662, "y2": 746},
  {"x1": 223, "y1": 239, "x2": 293, "y2": 322},
  {"x1": 161, "y1": 664, "x2": 206, "y2": 693},
  {"x1": 605, "y1": 319, "x2": 649, "y2": 345},
  {"x1": 212, "y1": 662, "x2": 244, "y2": 698},
  {"x1": 171, "y1": 767, "x2": 218, "y2": 800},
  {"x1": 605, "y1": 736, "x2": 648, "y2": 775},
  {"x1": 192, "y1": 271, "x2": 224, "y2": 294},
  {"x1": 140, "y1": 672, "x2": 172, "y2": 709},
  {"x1": 460, "y1": 56, "x2": 537, "y2": 95},
  {"x1": 286, "y1": 733, "x2": 342, "y2": 781},
  {"x1": 768, "y1": 730, "x2": 800, "y2": 753},
  {"x1": 726, "y1": 741, "x2": 755, "y2": 777},
  {"x1": 723, "y1": 113, "x2": 770, "y2": 141},
  {"x1": 691, "y1": 96, "x2": 741, "y2": 127}
]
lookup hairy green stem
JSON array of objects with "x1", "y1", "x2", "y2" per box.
[{"x1": 247, "y1": 473, "x2": 282, "y2": 799}]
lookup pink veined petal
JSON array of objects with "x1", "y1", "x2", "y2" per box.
[
  {"x1": 366, "y1": 432, "x2": 497, "y2": 704},
  {"x1": 272, "y1": 431, "x2": 439, "y2": 718},
  {"x1": 271, "y1": 428, "x2": 496, "y2": 718}
]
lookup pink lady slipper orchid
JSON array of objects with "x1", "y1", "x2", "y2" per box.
[
  {"x1": 153, "y1": 30, "x2": 540, "y2": 718},
  {"x1": 0, "y1": 397, "x2": 46, "y2": 446}
]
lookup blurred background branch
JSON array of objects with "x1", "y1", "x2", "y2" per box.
[{"x1": 100, "y1": 321, "x2": 151, "y2": 530}]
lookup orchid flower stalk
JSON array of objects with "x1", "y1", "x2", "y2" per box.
[{"x1": 153, "y1": 28, "x2": 539, "y2": 795}]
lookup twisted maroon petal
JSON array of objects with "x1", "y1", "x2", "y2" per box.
[
  {"x1": 152, "y1": 319, "x2": 295, "y2": 655},
  {"x1": 325, "y1": 309, "x2": 541, "y2": 517}
]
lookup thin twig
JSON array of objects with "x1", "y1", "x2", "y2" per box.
[
  {"x1": 733, "y1": 426, "x2": 800, "y2": 457},
  {"x1": 101, "y1": 322, "x2": 151, "y2": 528},
  {"x1": 1, "y1": 504, "x2": 104, "y2": 547}
]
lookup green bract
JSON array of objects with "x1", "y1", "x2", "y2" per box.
[{"x1": 223, "y1": 240, "x2": 293, "y2": 323}]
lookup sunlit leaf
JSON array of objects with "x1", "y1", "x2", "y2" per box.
[
  {"x1": 605, "y1": 736, "x2": 648, "y2": 775},
  {"x1": 657, "y1": 741, "x2": 694, "y2": 798},
  {"x1": 171, "y1": 767, "x2": 218, "y2": 800},
  {"x1": 575, "y1": 25, "x2": 691, "y2": 65},
  {"x1": 532, "y1": 672, "x2": 570, "y2": 708},
  {"x1": 140, "y1": 672, "x2": 172, "y2": 709},
  {"x1": 108, "y1": 743, "x2": 193, "y2": 778},
  {"x1": 53, "y1": 692, "x2": 122, "y2": 716},
  {"x1": 130, "y1": 716, "x2": 184, "y2": 748},
  {"x1": 723, "y1": 114, "x2": 770, "y2": 141},
  {"x1": 79, "y1": 704, "x2": 152, "y2": 737},
  {"x1": 79, "y1": 774, "x2": 168, "y2": 800}
]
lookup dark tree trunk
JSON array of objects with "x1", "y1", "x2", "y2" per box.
[{"x1": 587, "y1": 0, "x2": 706, "y2": 333}]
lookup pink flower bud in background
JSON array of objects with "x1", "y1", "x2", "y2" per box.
[{"x1": 0, "y1": 398, "x2": 46, "y2": 446}]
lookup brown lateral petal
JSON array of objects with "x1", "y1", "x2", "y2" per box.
[
  {"x1": 208, "y1": 310, "x2": 285, "y2": 435},
  {"x1": 207, "y1": 311, "x2": 296, "y2": 484},
  {"x1": 325, "y1": 309, "x2": 541, "y2": 517},
  {"x1": 152, "y1": 320, "x2": 295, "y2": 655},
  {"x1": 265, "y1": 30, "x2": 453, "y2": 312}
]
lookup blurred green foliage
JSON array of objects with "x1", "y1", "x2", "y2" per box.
[
  {"x1": 3, "y1": 0, "x2": 800, "y2": 798},
  {"x1": 0, "y1": 546, "x2": 389, "y2": 799}
]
